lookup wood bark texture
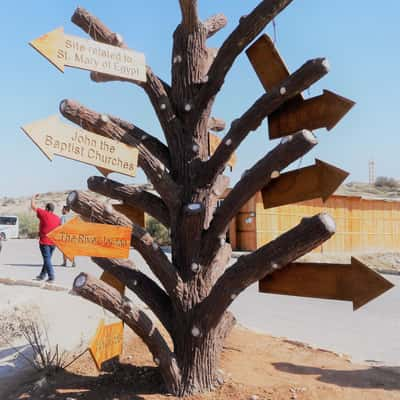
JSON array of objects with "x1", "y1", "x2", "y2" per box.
[{"x1": 66, "y1": 1, "x2": 339, "y2": 396}]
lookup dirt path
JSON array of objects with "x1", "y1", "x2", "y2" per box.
[{"x1": 6, "y1": 326, "x2": 400, "y2": 400}]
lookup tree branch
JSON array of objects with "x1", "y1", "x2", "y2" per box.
[
  {"x1": 67, "y1": 191, "x2": 182, "y2": 298},
  {"x1": 201, "y1": 130, "x2": 318, "y2": 264},
  {"x1": 60, "y1": 99, "x2": 181, "y2": 207},
  {"x1": 195, "y1": 0, "x2": 294, "y2": 114},
  {"x1": 73, "y1": 273, "x2": 181, "y2": 393},
  {"x1": 92, "y1": 257, "x2": 174, "y2": 334},
  {"x1": 179, "y1": 0, "x2": 199, "y2": 30},
  {"x1": 87, "y1": 176, "x2": 170, "y2": 227},
  {"x1": 198, "y1": 213, "x2": 336, "y2": 330},
  {"x1": 71, "y1": 7, "x2": 182, "y2": 157},
  {"x1": 203, "y1": 14, "x2": 228, "y2": 38},
  {"x1": 197, "y1": 57, "x2": 329, "y2": 187}
]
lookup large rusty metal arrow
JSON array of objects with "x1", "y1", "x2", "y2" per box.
[
  {"x1": 262, "y1": 159, "x2": 349, "y2": 209},
  {"x1": 259, "y1": 258, "x2": 394, "y2": 310},
  {"x1": 246, "y1": 34, "x2": 355, "y2": 139}
]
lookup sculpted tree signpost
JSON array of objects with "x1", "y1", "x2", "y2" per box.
[{"x1": 27, "y1": 1, "x2": 393, "y2": 396}]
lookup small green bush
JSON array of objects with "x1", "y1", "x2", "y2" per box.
[
  {"x1": 17, "y1": 212, "x2": 39, "y2": 238},
  {"x1": 146, "y1": 217, "x2": 170, "y2": 245}
]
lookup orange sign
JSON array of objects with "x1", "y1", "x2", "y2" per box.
[
  {"x1": 89, "y1": 319, "x2": 124, "y2": 370},
  {"x1": 100, "y1": 271, "x2": 125, "y2": 296},
  {"x1": 48, "y1": 217, "x2": 132, "y2": 261},
  {"x1": 209, "y1": 133, "x2": 237, "y2": 169},
  {"x1": 113, "y1": 204, "x2": 145, "y2": 227}
]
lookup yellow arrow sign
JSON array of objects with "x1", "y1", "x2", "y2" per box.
[
  {"x1": 48, "y1": 217, "x2": 132, "y2": 261},
  {"x1": 89, "y1": 319, "x2": 124, "y2": 370},
  {"x1": 259, "y1": 258, "x2": 394, "y2": 310},
  {"x1": 21, "y1": 115, "x2": 139, "y2": 177},
  {"x1": 30, "y1": 27, "x2": 146, "y2": 82}
]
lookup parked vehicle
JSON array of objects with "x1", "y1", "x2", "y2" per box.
[{"x1": 0, "y1": 215, "x2": 19, "y2": 240}]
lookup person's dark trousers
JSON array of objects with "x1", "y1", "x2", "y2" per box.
[{"x1": 39, "y1": 244, "x2": 56, "y2": 280}]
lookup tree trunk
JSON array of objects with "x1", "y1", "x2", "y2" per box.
[
  {"x1": 65, "y1": 2, "x2": 346, "y2": 397},
  {"x1": 171, "y1": 311, "x2": 235, "y2": 396},
  {"x1": 174, "y1": 331, "x2": 221, "y2": 395}
]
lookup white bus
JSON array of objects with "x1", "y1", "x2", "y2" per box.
[{"x1": 0, "y1": 215, "x2": 19, "y2": 240}]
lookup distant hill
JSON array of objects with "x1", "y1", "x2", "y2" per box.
[
  {"x1": 336, "y1": 182, "x2": 400, "y2": 200},
  {"x1": 0, "y1": 182, "x2": 156, "y2": 216},
  {"x1": 0, "y1": 191, "x2": 76, "y2": 216},
  {"x1": 1, "y1": 181, "x2": 400, "y2": 217}
]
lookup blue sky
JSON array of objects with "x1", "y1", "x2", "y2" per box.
[{"x1": 1, "y1": 0, "x2": 399, "y2": 197}]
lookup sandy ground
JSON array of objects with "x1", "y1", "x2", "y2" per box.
[
  {"x1": 5, "y1": 326, "x2": 400, "y2": 400},
  {"x1": 1, "y1": 239, "x2": 399, "y2": 399}
]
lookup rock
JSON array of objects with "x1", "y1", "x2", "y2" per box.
[{"x1": 249, "y1": 395, "x2": 259, "y2": 400}]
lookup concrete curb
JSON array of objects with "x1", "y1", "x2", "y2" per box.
[{"x1": 0, "y1": 277, "x2": 69, "y2": 292}]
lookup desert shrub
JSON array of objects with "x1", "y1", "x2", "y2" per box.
[
  {"x1": 146, "y1": 216, "x2": 170, "y2": 245},
  {"x1": 0, "y1": 307, "x2": 69, "y2": 374},
  {"x1": 18, "y1": 212, "x2": 39, "y2": 238},
  {"x1": 375, "y1": 176, "x2": 399, "y2": 189}
]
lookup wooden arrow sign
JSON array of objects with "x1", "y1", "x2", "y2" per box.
[
  {"x1": 21, "y1": 115, "x2": 139, "y2": 177},
  {"x1": 268, "y1": 90, "x2": 356, "y2": 138},
  {"x1": 48, "y1": 217, "x2": 132, "y2": 261},
  {"x1": 89, "y1": 319, "x2": 124, "y2": 370},
  {"x1": 113, "y1": 204, "x2": 145, "y2": 227},
  {"x1": 100, "y1": 271, "x2": 125, "y2": 296},
  {"x1": 246, "y1": 34, "x2": 355, "y2": 139},
  {"x1": 30, "y1": 27, "x2": 146, "y2": 82},
  {"x1": 259, "y1": 257, "x2": 394, "y2": 310},
  {"x1": 262, "y1": 159, "x2": 348, "y2": 209},
  {"x1": 246, "y1": 34, "x2": 304, "y2": 102}
]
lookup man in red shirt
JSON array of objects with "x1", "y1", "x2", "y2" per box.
[{"x1": 31, "y1": 194, "x2": 61, "y2": 282}]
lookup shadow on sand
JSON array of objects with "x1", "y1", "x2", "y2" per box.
[
  {"x1": 273, "y1": 362, "x2": 400, "y2": 390},
  {"x1": 6, "y1": 363, "x2": 164, "y2": 400}
]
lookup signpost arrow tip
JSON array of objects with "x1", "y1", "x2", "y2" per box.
[
  {"x1": 316, "y1": 159, "x2": 349, "y2": 201},
  {"x1": 21, "y1": 115, "x2": 61, "y2": 161},
  {"x1": 30, "y1": 27, "x2": 65, "y2": 72},
  {"x1": 322, "y1": 90, "x2": 356, "y2": 131},
  {"x1": 350, "y1": 258, "x2": 394, "y2": 311}
]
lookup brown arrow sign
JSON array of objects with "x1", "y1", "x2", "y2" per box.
[
  {"x1": 246, "y1": 34, "x2": 304, "y2": 102},
  {"x1": 262, "y1": 159, "x2": 349, "y2": 209},
  {"x1": 268, "y1": 89, "x2": 355, "y2": 139},
  {"x1": 259, "y1": 258, "x2": 394, "y2": 310},
  {"x1": 246, "y1": 34, "x2": 355, "y2": 139}
]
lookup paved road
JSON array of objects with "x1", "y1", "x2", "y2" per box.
[{"x1": 1, "y1": 239, "x2": 399, "y2": 365}]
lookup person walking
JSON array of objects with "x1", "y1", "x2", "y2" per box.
[
  {"x1": 60, "y1": 205, "x2": 76, "y2": 267},
  {"x1": 31, "y1": 194, "x2": 61, "y2": 282}
]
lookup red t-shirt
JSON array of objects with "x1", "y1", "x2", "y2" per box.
[{"x1": 37, "y1": 209, "x2": 61, "y2": 245}]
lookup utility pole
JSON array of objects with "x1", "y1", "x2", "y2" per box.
[{"x1": 369, "y1": 160, "x2": 375, "y2": 184}]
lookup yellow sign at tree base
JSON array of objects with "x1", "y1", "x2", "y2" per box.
[{"x1": 89, "y1": 319, "x2": 124, "y2": 370}]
